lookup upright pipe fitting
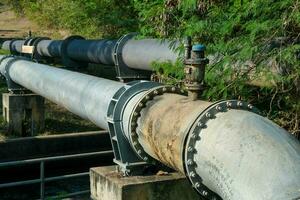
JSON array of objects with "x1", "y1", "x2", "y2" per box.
[{"x1": 184, "y1": 43, "x2": 209, "y2": 100}]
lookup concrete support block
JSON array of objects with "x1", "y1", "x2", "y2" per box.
[
  {"x1": 90, "y1": 166, "x2": 199, "y2": 200},
  {"x1": 2, "y1": 93, "x2": 45, "y2": 136}
]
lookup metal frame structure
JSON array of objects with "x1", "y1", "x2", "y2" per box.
[{"x1": 0, "y1": 150, "x2": 113, "y2": 200}]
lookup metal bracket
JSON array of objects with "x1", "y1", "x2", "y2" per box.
[
  {"x1": 0, "y1": 56, "x2": 28, "y2": 93},
  {"x1": 113, "y1": 33, "x2": 152, "y2": 82},
  {"x1": 20, "y1": 37, "x2": 50, "y2": 61},
  {"x1": 31, "y1": 37, "x2": 51, "y2": 61},
  {"x1": 61, "y1": 35, "x2": 87, "y2": 69},
  {"x1": 8, "y1": 39, "x2": 22, "y2": 55},
  {"x1": 107, "y1": 80, "x2": 160, "y2": 175}
]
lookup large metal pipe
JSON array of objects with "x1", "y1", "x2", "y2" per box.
[
  {"x1": 0, "y1": 55, "x2": 299, "y2": 200},
  {"x1": 0, "y1": 55, "x2": 123, "y2": 129}
]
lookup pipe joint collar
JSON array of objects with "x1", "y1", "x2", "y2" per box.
[
  {"x1": 106, "y1": 80, "x2": 160, "y2": 173},
  {"x1": 0, "y1": 56, "x2": 29, "y2": 92},
  {"x1": 128, "y1": 85, "x2": 186, "y2": 163},
  {"x1": 61, "y1": 35, "x2": 86, "y2": 69},
  {"x1": 183, "y1": 100, "x2": 259, "y2": 199}
]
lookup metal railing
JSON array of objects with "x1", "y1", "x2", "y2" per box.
[{"x1": 0, "y1": 150, "x2": 113, "y2": 200}]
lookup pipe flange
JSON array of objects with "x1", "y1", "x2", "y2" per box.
[
  {"x1": 129, "y1": 85, "x2": 186, "y2": 164},
  {"x1": 113, "y1": 32, "x2": 151, "y2": 81},
  {"x1": 2, "y1": 56, "x2": 30, "y2": 92},
  {"x1": 61, "y1": 35, "x2": 87, "y2": 68},
  {"x1": 0, "y1": 55, "x2": 14, "y2": 64},
  {"x1": 184, "y1": 100, "x2": 259, "y2": 199},
  {"x1": 23, "y1": 37, "x2": 33, "y2": 46},
  {"x1": 8, "y1": 39, "x2": 21, "y2": 55},
  {"x1": 0, "y1": 55, "x2": 15, "y2": 80},
  {"x1": 107, "y1": 80, "x2": 161, "y2": 172}
]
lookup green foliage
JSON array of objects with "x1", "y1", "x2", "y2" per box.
[
  {"x1": 7, "y1": 0, "x2": 138, "y2": 38},
  {"x1": 0, "y1": 49, "x2": 9, "y2": 55},
  {"x1": 135, "y1": 0, "x2": 300, "y2": 137}
]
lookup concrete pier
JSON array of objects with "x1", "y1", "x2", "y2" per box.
[
  {"x1": 2, "y1": 93, "x2": 45, "y2": 136},
  {"x1": 90, "y1": 166, "x2": 199, "y2": 200}
]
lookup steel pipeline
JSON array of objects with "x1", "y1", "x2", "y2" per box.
[{"x1": 0, "y1": 55, "x2": 299, "y2": 200}]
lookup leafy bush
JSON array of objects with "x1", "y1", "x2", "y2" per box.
[{"x1": 136, "y1": 0, "x2": 300, "y2": 137}]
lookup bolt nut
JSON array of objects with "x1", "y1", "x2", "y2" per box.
[
  {"x1": 197, "y1": 122, "x2": 204, "y2": 127},
  {"x1": 238, "y1": 101, "x2": 243, "y2": 107},
  {"x1": 171, "y1": 87, "x2": 176, "y2": 92},
  {"x1": 187, "y1": 146, "x2": 194, "y2": 152},
  {"x1": 133, "y1": 112, "x2": 139, "y2": 116},
  {"x1": 192, "y1": 133, "x2": 197, "y2": 139},
  {"x1": 226, "y1": 102, "x2": 232, "y2": 108},
  {"x1": 216, "y1": 106, "x2": 222, "y2": 111},
  {"x1": 202, "y1": 190, "x2": 208, "y2": 196},
  {"x1": 248, "y1": 104, "x2": 253, "y2": 109},
  {"x1": 143, "y1": 157, "x2": 148, "y2": 161},
  {"x1": 145, "y1": 95, "x2": 150, "y2": 100},
  {"x1": 138, "y1": 103, "x2": 143, "y2": 107},
  {"x1": 206, "y1": 112, "x2": 212, "y2": 118},
  {"x1": 162, "y1": 87, "x2": 167, "y2": 92},
  {"x1": 190, "y1": 171, "x2": 196, "y2": 178},
  {"x1": 194, "y1": 182, "x2": 201, "y2": 188},
  {"x1": 153, "y1": 90, "x2": 159, "y2": 95},
  {"x1": 137, "y1": 150, "x2": 142, "y2": 154},
  {"x1": 187, "y1": 159, "x2": 194, "y2": 165}
]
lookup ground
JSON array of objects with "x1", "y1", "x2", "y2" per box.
[{"x1": 0, "y1": 2, "x2": 68, "y2": 39}]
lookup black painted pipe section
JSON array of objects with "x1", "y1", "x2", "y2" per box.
[{"x1": 0, "y1": 34, "x2": 179, "y2": 71}]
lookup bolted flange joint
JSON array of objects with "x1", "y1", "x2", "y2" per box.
[
  {"x1": 128, "y1": 85, "x2": 186, "y2": 165},
  {"x1": 183, "y1": 100, "x2": 259, "y2": 200}
]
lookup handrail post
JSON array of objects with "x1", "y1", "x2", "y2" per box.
[{"x1": 40, "y1": 161, "x2": 45, "y2": 200}]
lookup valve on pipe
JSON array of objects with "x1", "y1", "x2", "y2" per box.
[
  {"x1": 0, "y1": 55, "x2": 299, "y2": 200},
  {"x1": 184, "y1": 37, "x2": 209, "y2": 100}
]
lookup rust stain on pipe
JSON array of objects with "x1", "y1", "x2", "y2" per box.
[{"x1": 137, "y1": 93, "x2": 212, "y2": 172}]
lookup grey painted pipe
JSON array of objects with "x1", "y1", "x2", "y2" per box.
[
  {"x1": 121, "y1": 39, "x2": 179, "y2": 70},
  {"x1": 0, "y1": 55, "x2": 123, "y2": 129},
  {"x1": 2, "y1": 40, "x2": 25, "y2": 53},
  {"x1": 36, "y1": 40, "x2": 62, "y2": 57},
  {"x1": 0, "y1": 55, "x2": 299, "y2": 199}
]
